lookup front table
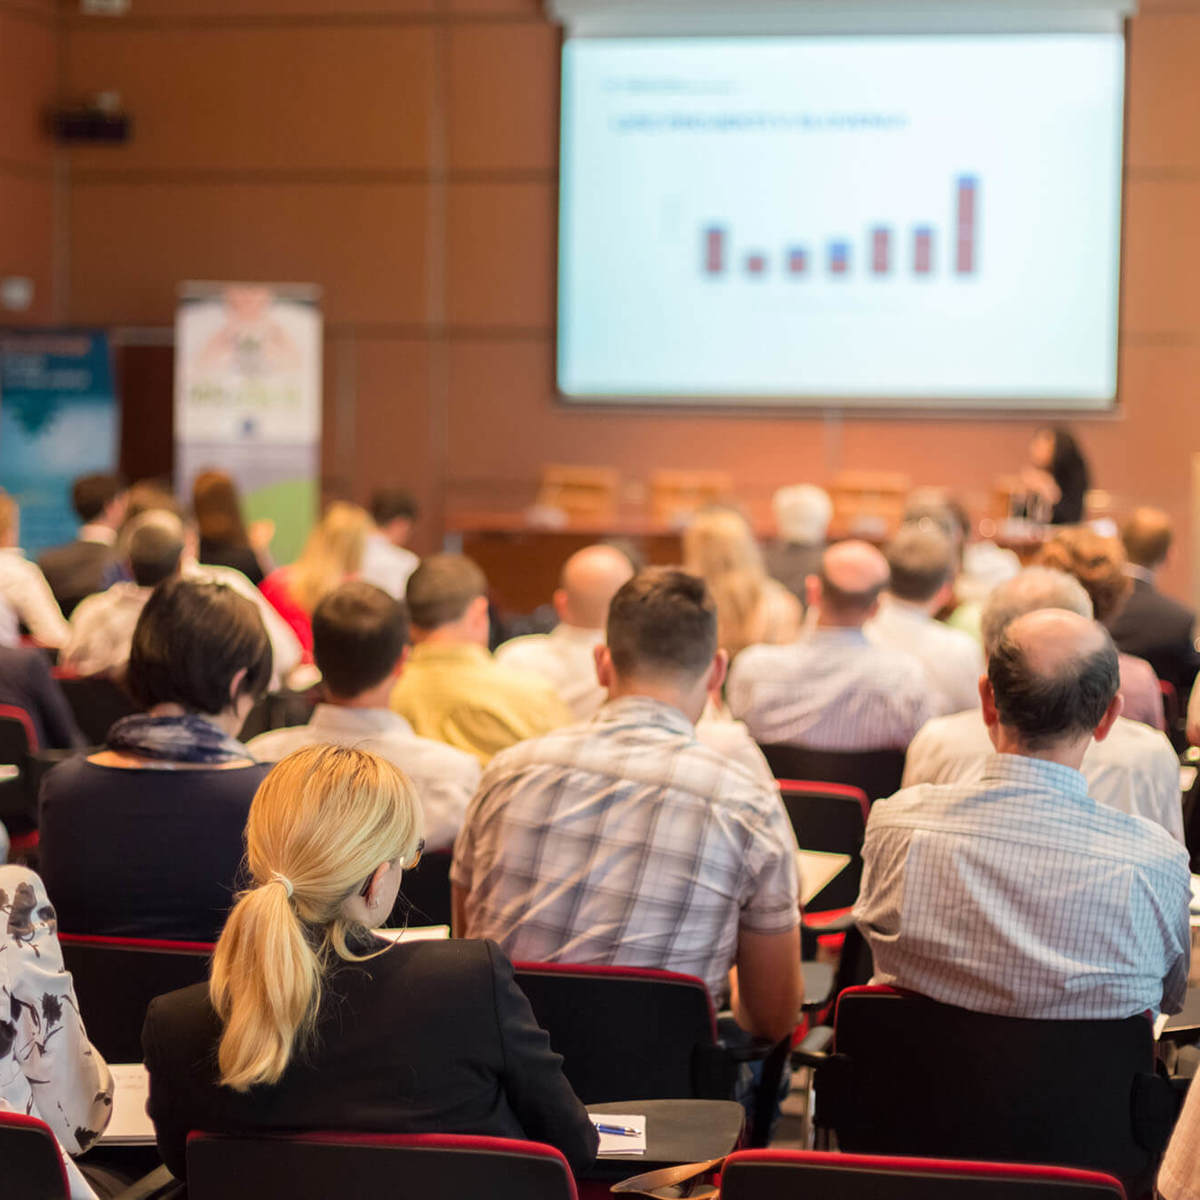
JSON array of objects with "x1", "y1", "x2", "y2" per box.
[{"x1": 582, "y1": 1099, "x2": 744, "y2": 1180}]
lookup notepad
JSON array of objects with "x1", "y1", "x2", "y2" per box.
[
  {"x1": 376, "y1": 925, "x2": 451, "y2": 943},
  {"x1": 591, "y1": 1113, "x2": 647, "y2": 1156},
  {"x1": 98, "y1": 1062, "x2": 155, "y2": 1145},
  {"x1": 796, "y1": 849, "x2": 853, "y2": 906}
]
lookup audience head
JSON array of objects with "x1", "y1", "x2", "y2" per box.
[
  {"x1": 127, "y1": 578, "x2": 272, "y2": 729},
  {"x1": 210, "y1": 746, "x2": 423, "y2": 1091},
  {"x1": 192, "y1": 469, "x2": 250, "y2": 549},
  {"x1": 983, "y1": 609, "x2": 1121, "y2": 760},
  {"x1": 810, "y1": 540, "x2": 890, "y2": 627},
  {"x1": 903, "y1": 489, "x2": 970, "y2": 552},
  {"x1": 312, "y1": 581, "x2": 409, "y2": 702},
  {"x1": 597, "y1": 567, "x2": 723, "y2": 723},
  {"x1": 369, "y1": 488, "x2": 420, "y2": 547},
  {"x1": 405, "y1": 553, "x2": 489, "y2": 645},
  {"x1": 980, "y1": 567, "x2": 1092, "y2": 659},
  {"x1": 554, "y1": 544, "x2": 634, "y2": 630},
  {"x1": 885, "y1": 524, "x2": 956, "y2": 609},
  {"x1": 122, "y1": 480, "x2": 183, "y2": 528},
  {"x1": 72, "y1": 472, "x2": 127, "y2": 529},
  {"x1": 1122, "y1": 507, "x2": 1174, "y2": 571},
  {"x1": 772, "y1": 485, "x2": 833, "y2": 547},
  {"x1": 1034, "y1": 527, "x2": 1131, "y2": 624},
  {"x1": 127, "y1": 520, "x2": 184, "y2": 589},
  {"x1": 0, "y1": 491, "x2": 17, "y2": 548},
  {"x1": 290, "y1": 501, "x2": 371, "y2": 614}
]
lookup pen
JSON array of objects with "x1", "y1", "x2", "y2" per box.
[{"x1": 594, "y1": 1124, "x2": 641, "y2": 1137}]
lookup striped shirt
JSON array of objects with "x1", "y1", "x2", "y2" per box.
[
  {"x1": 452, "y1": 696, "x2": 799, "y2": 1004},
  {"x1": 727, "y1": 627, "x2": 932, "y2": 751},
  {"x1": 854, "y1": 754, "x2": 1191, "y2": 1019}
]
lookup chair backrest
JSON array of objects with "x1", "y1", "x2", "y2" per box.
[
  {"x1": 513, "y1": 962, "x2": 725, "y2": 1103},
  {"x1": 52, "y1": 674, "x2": 138, "y2": 745},
  {"x1": 236, "y1": 688, "x2": 319, "y2": 743},
  {"x1": 760, "y1": 744, "x2": 905, "y2": 803},
  {"x1": 719, "y1": 1150, "x2": 1126, "y2": 1200},
  {"x1": 58, "y1": 934, "x2": 214, "y2": 1062},
  {"x1": 819, "y1": 986, "x2": 1168, "y2": 1194},
  {"x1": 389, "y1": 848, "x2": 452, "y2": 928},
  {"x1": 186, "y1": 1131, "x2": 578, "y2": 1200},
  {"x1": 0, "y1": 1111, "x2": 70, "y2": 1200},
  {"x1": 778, "y1": 779, "x2": 867, "y2": 912},
  {"x1": 0, "y1": 704, "x2": 39, "y2": 833}
]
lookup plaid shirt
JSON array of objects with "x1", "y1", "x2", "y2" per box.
[
  {"x1": 452, "y1": 696, "x2": 799, "y2": 1004},
  {"x1": 854, "y1": 754, "x2": 1191, "y2": 1019}
]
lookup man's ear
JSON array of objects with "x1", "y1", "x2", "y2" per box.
[
  {"x1": 805, "y1": 574, "x2": 821, "y2": 612},
  {"x1": 979, "y1": 675, "x2": 999, "y2": 729},
  {"x1": 1092, "y1": 692, "x2": 1124, "y2": 744},
  {"x1": 552, "y1": 588, "x2": 570, "y2": 624},
  {"x1": 594, "y1": 644, "x2": 615, "y2": 689},
  {"x1": 706, "y1": 649, "x2": 729, "y2": 697},
  {"x1": 228, "y1": 667, "x2": 248, "y2": 710},
  {"x1": 391, "y1": 645, "x2": 411, "y2": 681}
]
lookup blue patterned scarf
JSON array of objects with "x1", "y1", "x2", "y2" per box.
[{"x1": 106, "y1": 713, "x2": 250, "y2": 764}]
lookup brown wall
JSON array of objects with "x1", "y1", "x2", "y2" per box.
[{"x1": 11, "y1": 0, "x2": 1200, "y2": 598}]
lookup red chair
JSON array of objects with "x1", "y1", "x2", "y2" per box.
[
  {"x1": 58, "y1": 934, "x2": 214, "y2": 1063},
  {"x1": 779, "y1": 779, "x2": 868, "y2": 915},
  {"x1": 0, "y1": 1111, "x2": 70, "y2": 1200},
  {"x1": 759, "y1": 744, "x2": 905, "y2": 803},
  {"x1": 52, "y1": 671, "x2": 138, "y2": 745},
  {"x1": 719, "y1": 1150, "x2": 1126, "y2": 1199},
  {"x1": 0, "y1": 702, "x2": 41, "y2": 860},
  {"x1": 185, "y1": 1131, "x2": 578, "y2": 1200}
]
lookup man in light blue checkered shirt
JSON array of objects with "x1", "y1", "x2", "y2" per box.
[{"x1": 855, "y1": 608, "x2": 1190, "y2": 1019}]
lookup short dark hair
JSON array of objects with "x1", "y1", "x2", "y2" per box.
[
  {"x1": 988, "y1": 627, "x2": 1118, "y2": 750},
  {"x1": 405, "y1": 554, "x2": 486, "y2": 630},
  {"x1": 370, "y1": 488, "x2": 420, "y2": 527},
  {"x1": 128, "y1": 523, "x2": 183, "y2": 588},
  {"x1": 606, "y1": 568, "x2": 717, "y2": 679},
  {"x1": 312, "y1": 581, "x2": 409, "y2": 698},
  {"x1": 73, "y1": 473, "x2": 125, "y2": 523},
  {"x1": 886, "y1": 524, "x2": 954, "y2": 604},
  {"x1": 127, "y1": 578, "x2": 272, "y2": 716},
  {"x1": 819, "y1": 568, "x2": 886, "y2": 619}
]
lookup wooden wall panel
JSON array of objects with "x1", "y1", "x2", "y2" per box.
[
  {"x1": 62, "y1": 0, "x2": 436, "y2": 18},
  {"x1": 1122, "y1": 179, "x2": 1200, "y2": 337},
  {"x1": 1126, "y1": 12, "x2": 1200, "y2": 172},
  {"x1": 0, "y1": 9, "x2": 55, "y2": 168},
  {"x1": 0, "y1": 173, "x2": 54, "y2": 324}
]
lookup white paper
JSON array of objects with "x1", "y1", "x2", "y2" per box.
[
  {"x1": 98, "y1": 1062, "x2": 155, "y2": 1145},
  {"x1": 591, "y1": 1113, "x2": 647, "y2": 1156},
  {"x1": 796, "y1": 850, "x2": 853, "y2": 906},
  {"x1": 377, "y1": 925, "x2": 451, "y2": 943}
]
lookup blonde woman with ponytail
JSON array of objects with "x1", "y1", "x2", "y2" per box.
[{"x1": 141, "y1": 745, "x2": 597, "y2": 1181}]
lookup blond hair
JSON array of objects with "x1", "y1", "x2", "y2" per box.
[
  {"x1": 289, "y1": 502, "x2": 371, "y2": 614},
  {"x1": 209, "y1": 745, "x2": 422, "y2": 1092}
]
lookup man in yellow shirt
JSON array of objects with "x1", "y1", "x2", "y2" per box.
[{"x1": 390, "y1": 554, "x2": 571, "y2": 763}]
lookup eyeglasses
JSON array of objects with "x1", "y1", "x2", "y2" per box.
[{"x1": 359, "y1": 838, "x2": 425, "y2": 899}]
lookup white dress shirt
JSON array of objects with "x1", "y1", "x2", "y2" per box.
[
  {"x1": 495, "y1": 624, "x2": 606, "y2": 720},
  {"x1": 727, "y1": 627, "x2": 932, "y2": 751},
  {"x1": 855, "y1": 754, "x2": 1191, "y2": 1020},
  {"x1": 248, "y1": 704, "x2": 480, "y2": 850},
  {"x1": 60, "y1": 582, "x2": 151, "y2": 677},
  {"x1": 0, "y1": 548, "x2": 70, "y2": 648},
  {"x1": 866, "y1": 596, "x2": 984, "y2": 716},
  {"x1": 360, "y1": 532, "x2": 420, "y2": 601},
  {"x1": 903, "y1": 708, "x2": 1184, "y2": 843}
]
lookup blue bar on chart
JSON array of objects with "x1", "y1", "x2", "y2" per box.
[
  {"x1": 787, "y1": 247, "x2": 809, "y2": 276},
  {"x1": 955, "y1": 176, "x2": 978, "y2": 274},
  {"x1": 703, "y1": 226, "x2": 726, "y2": 275},
  {"x1": 744, "y1": 252, "x2": 768, "y2": 277},
  {"x1": 871, "y1": 226, "x2": 891, "y2": 275},
  {"x1": 913, "y1": 226, "x2": 934, "y2": 275},
  {"x1": 828, "y1": 240, "x2": 850, "y2": 276}
]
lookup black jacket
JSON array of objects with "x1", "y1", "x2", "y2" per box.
[
  {"x1": 0, "y1": 645, "x2": 84, "y2": 751},
  {"x1": 37, "y1": 539, "x2": 120, "y2": 617},
  {"x1": 1109, "y1": 577, "x2": 1199, "y2": 697},
  {"x1": 141, "y1": 937, "x2": 598, "y2": 1179}
]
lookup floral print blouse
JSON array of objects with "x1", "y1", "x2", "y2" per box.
[{"x1": 0, "y1": 865, "x2": 112, "y2": 1196}]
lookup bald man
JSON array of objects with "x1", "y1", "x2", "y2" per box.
[
  {"x1": 856, "y1": 609, "x2": 1190, "y2": 1020},
  {"x1": 1109, "y1": 507, "x2": 1199, "y2": 699},
  {"x1": 727, "y1": 540, "x2": 931, "y2": 751},
  {"x1": 496, "y1": 544, "x2": 635, "y2": 719}
]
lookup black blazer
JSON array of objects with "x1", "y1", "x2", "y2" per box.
[
  {"x1": 142, "y1": 937, "x2": 598, "y2": 1179},
  {"x1": 36, "y1": 539, "x2": 120, "y2": 616},
  {"x1": 1109, "y1": 577, "x2": 1199, "y2": 697},
  {"x1": 0, "y1": 645, "x2": 84, "y2": 751}
]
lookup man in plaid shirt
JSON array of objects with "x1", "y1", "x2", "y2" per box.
[{"x1": 452, "y1": 567, "x2": 801, "y2": 1043}]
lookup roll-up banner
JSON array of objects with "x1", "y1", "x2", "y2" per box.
[{"x1": 174, "y1": 282, "x2": 322, "y2": 566}]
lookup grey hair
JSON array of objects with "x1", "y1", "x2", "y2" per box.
[
  {"x1": 980, "y1": 567, "x2": 1093, "y2": 659},
  {"x1": 772, "y1": 485, "x2": 832, "y2": 546}
]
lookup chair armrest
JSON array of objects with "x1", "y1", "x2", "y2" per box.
[
  {"x1": 802, "y1": 912, "x2": 857, "y2": 937},
  {"x1": 111, "y1": 1164, "x2": 181, "y2": 1200},
  {"x1": 791, "y1": 1023, "x2": 834, "y2": 1070}
]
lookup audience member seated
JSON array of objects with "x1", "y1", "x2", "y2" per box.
[
  {"x1": 453, "y1": 568, "x2": 800, "y2": 1041},
  {"x1": 261, "y1": 501, "x2": 371, "y2": 656},
  {"x1": 728, "y1": 540, "x2": 931, "y2": 751},
  {"x1": 495, "y1": 544, "x2": 634, "y2": 719},
  {"x1": 904, "y1": 568, "x2": 1184, "y2": 841},
  {"x1": 192, "y1": 468, "x2": 272, "y2": 586},
  {"x1": 142, "y1": 746, "x2": 597, "y2": 1181},
  {"x1": 37, "y1": 472, "x2": 127, "y2": 617},
  {"x1": 390, "y1": 554, "x2": 571, "y2": 764},
  {"x1": 1035, "y1": 525, "x2": 1165, "y2": 729},
  {"x1": 0, "y1": 644, "x2": 84, "y2": 750},
  {"x1": 40, "y1": 579, "x2": 272, "y2": 941},
  {"x1": 1110, "y1": 506, "x2": 1200, "y2": 700},
  {"x1": 764, "y1": 484, "x2": 831, "y2": 606},
  {"x1": 60, "y1": 515, "x2": 184, "y2": 679},
  {"x1": 683, "y1": 506, "x2": 802, "y2": 659},
  {"x1": 0, "y1": 490, "x2": 70, "y2": 649},
  {"x1": 856, "y1": 608, "x2": 1190, "y2": 1018},
  {"x1": 361, "y1": 487, "x2": 421, "y2": 599},
  {"x1": 1159, "y1": 1066, "x2": 1200, "y2": 1200},
  {"x1": 866, "y1": 523, "x2": 984, "y2": 715},
  {"x1": 0, "y1": 864, "x2": 114, "y2": 1198},
  {"x1": 248, "y1": 582, "x2": 480, "y2": 850}
]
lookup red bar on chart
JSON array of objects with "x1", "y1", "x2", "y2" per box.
[
  {"x1": 871, "y1": 226, "x2": 891, "y2": 274},
  {"x1": 955, "y1": 176, "x2": 978, "y2": 275},
  {"x1": 703, "y1": 226, "x2": 726, "y2": 275},
  {"x1": 744, "y1": 252, "x2": 767, "y2": 277},
  {"x1": 828, "y1": 240, "x2": 850, "y2": 276},
  {"x1": 913, "y1": 226, "x2": 934, "y2": 275},
  {"x1": 787, "y1": 247, "x2": 808, "y2": 276}
]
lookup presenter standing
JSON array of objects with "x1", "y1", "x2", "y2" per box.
[{"x1": 1020, "y1": 426, "x2": 1090, "y2": 525}]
